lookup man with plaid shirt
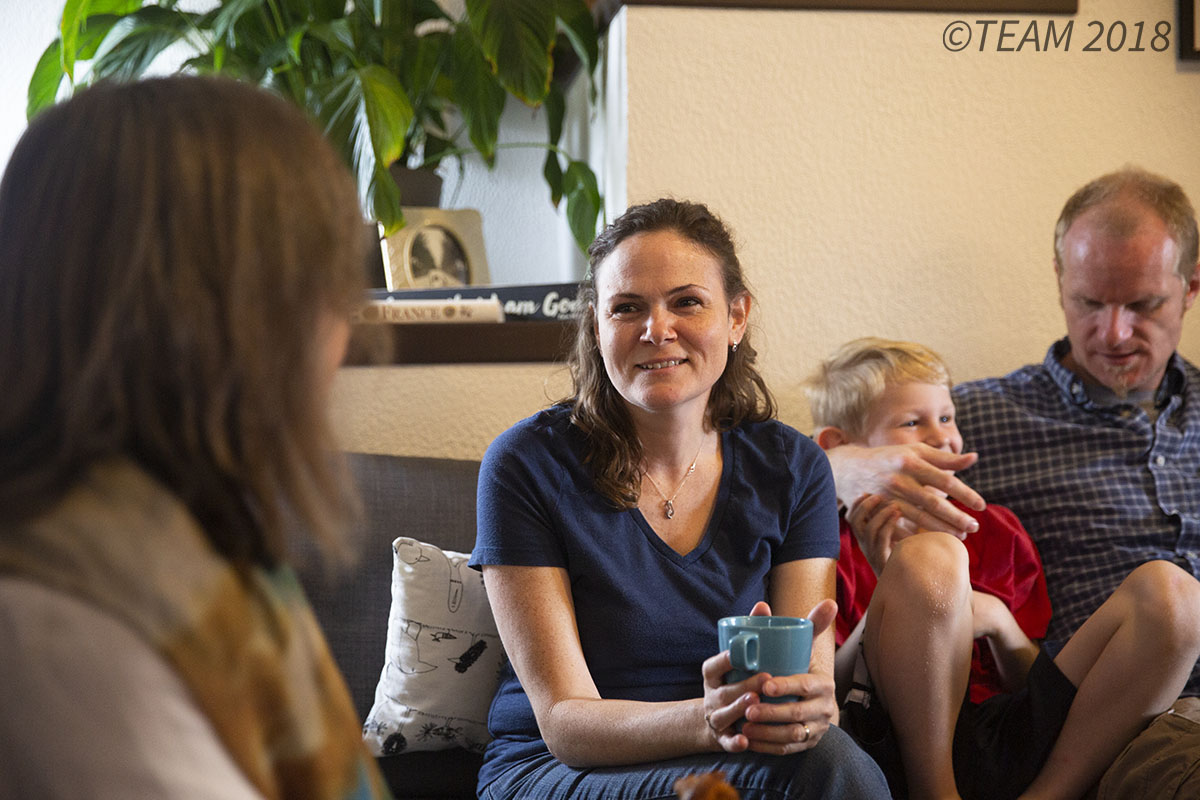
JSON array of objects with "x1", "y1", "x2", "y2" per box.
[{"x1": 827, "y1": 167, "x2": 1200, "y2": 796}]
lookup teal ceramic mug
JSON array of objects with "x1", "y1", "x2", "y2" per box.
[{"x1": 717, "y1": 615, "x2": 813, "y2": 704}]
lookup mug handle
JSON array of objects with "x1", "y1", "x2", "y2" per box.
[{"x1": 728, "y1": 632, "x2": 760, "y2": 672}]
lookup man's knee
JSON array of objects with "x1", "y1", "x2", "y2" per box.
[{"x1": 1119, "y1": 560, "x2": 1200, "y2": 649}]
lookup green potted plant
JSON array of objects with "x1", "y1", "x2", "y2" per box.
[{"x1": 27, "y1": 0, "x2": 603, "y2": 250}]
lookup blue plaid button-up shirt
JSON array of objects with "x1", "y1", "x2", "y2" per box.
[{"x1": 954, "y1": 338, "x2": 1200, "y2": 693}]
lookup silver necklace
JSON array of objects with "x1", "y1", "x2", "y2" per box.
[{"x1": 642, "y1": 442, "x2": 704, "y2": 520}]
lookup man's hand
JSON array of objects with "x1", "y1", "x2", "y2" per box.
[{"x1": 824, "y1": 443, "x2": 985, "y2": 537}]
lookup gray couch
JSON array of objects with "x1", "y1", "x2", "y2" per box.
[
  {"x1": 294, "y1": 454, "x2": 1200, "y2": 799},
  {"x1": 298, "y1": 453, "x2": 485, "y2": 800}
]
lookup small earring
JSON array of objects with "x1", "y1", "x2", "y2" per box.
[{"x1": 731, "y1": 342, "x2": 739, "y2": 353}]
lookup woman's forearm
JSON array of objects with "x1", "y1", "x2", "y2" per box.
[{"x1": 538, "y1": 696, "x2": 714, "y2": 767}]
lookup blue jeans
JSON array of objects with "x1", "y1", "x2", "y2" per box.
[{"x1": 478, "y1": 725, "x2": 891, "y2": 799}]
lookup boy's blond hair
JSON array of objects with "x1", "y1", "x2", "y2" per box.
[{"x1": 805, "y1": 337, "x2": 953, "y2": 436}]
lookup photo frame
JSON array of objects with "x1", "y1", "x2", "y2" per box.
[
  {"x1": 1182, "y1": 0, "x2": 1200, "y2": 61},
  {"x1": 381, "y1": 208, "x2": 490, "y2": 290}
]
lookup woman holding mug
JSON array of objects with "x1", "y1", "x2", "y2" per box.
[{"x1": 469, "y1": 199, "x2": 888, "y2": 799}]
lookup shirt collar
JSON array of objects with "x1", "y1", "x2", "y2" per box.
[{"x1": 1045, "y1": 337, "x2": 1186, "y2": 409}]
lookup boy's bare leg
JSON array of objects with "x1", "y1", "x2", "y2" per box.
[
  {"x1": 865, "y1": 532, "x2": 973, "y2": 800},
  {"x1": 1020, "y1": 560, "x2": 1200, "y2": 799}
]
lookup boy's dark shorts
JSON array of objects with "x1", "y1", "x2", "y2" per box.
[{"x1": 839, "y1": 650, "x2": 1077, "y2": 800}]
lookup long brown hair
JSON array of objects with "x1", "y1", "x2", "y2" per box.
[
  {"x1": 0, "y1": 76, "x2": 366, "y2": 566},
  {"x1": 567, "y1": 198, "x2": 775, "y2": 507}
]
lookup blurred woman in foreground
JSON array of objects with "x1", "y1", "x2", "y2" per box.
[{"x1": 0, "y1": 76, "x2": 388, "y2": 799}]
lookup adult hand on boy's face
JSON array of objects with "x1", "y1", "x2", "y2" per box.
[{"x1": 825, "y1": 443, "x2": 985, "y2": 538}]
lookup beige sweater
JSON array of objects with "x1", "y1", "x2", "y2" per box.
[{"x1": 0, "y1": 459, "x2": 389, "y2": 800}]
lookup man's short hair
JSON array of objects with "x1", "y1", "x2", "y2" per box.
[
  {"x1": 805, "y1": 337, "x2": 952, "y2": 437},
  {"x1": 1054, "y1": 166, "x2": 1200, "y2": 283}
]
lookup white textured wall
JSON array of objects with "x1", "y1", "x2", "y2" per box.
[
  {"x1": 335, "y1": 0, "x2": 1200, "y2": 459},
  {"x1": 620, "y1": 0, "x2": 1200, "y2": 433},
  {"x1": 0, "y1": 2, "x2": 58, "y2": 162},
  {"x1": 334, "y1": 362, "x2": 574, "y2": 458},
  {"x1": 15, "y1": 1, "x2": 1194, "y2": 460},
  {"x1": 435, "y1": 92, "x2": 589, "y2": 286}
]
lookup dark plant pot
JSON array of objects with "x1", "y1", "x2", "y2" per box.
[
  {"x1": 388, "y1": 164, "x2": 443, "y2": 208},
  {"x1": 362, "y1": 221, "x2": 388, "y2": 289}
]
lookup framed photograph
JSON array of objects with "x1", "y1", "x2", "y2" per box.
[
  {"x1": 1182, "y1": 0, "x2": 1200, "y2": 61},
  {"x1": 381, "y1": 208, "x2": 491, "y2": 290}
]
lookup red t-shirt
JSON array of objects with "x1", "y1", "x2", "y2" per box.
[{"x1": 835, "y1": 501, "x2": 1051, "y2": 703}]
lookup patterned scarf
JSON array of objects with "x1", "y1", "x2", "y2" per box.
[{"x1": 0, "y1": 459, "x2": 391, "y2": 799}]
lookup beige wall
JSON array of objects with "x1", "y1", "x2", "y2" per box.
[{"x1": 333, "y1": 0, "x2": 1200, "y2": 459}]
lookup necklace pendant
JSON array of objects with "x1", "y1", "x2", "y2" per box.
[{"x1": 664, "y1": 500, "x2": 675, "y2": 519}]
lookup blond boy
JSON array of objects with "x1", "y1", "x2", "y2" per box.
[{"x1": 806, "y1": 338, "x2": 1185, "y2": 800}]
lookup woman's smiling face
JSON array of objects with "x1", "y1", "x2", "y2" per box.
[{"x1": 593, "y1": 229, "x2": 748, "y2": 419}]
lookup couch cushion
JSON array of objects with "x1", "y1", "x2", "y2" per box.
[
  {"x1": 363, "y1": 536, "x2": 503, "y2": 756},
  {"x1": 299, "y1": 454, "x2": 484, "y2": 799},
  {"x1": 303, "y1": 454, "x2": 482, "y2": 720}
]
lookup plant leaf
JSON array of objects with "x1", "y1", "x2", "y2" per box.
[
  {"x1": 541, "y1": 83, "x2": 565, "y2": 205},
  {"x1": 448, "y1": 25, "x2": 505, "y2": 166},
  {"x1": 251, "y1": 22, "x2": 309, "y2": 75},
  {"x1": 27, "y1": 40, "x2": 67, "y2": 119},
  {"x1": 544, "y1": 80, "x2": 564, "y2": 146},
  {"x1": 89, "y1": 6, "x2": 196, "y2": 83},
  {"x1": 543, "y1": 152, "x2": 564, "y2": 208},
  {"x1": 281, "y1": 0, "x2": 342, "y2": 23},
  {"x1": 307, "y1": 18, "x2": 356, "y2": 58},
  {"x1": 422, "y1": 133, "x2": 454, "y2": 164},
  {"x1": 465, "y1": 0, "x2": 555, "y2": 105},
  {"x1": 30, "y1": 11, "x2": 134, "y2": 117},
  {"x1": 60, "y1": 0, "x2": 143, "y2": 81},
  {"x1": 313, "y1": 0, "x2": 346, "y2": 23},
  {"x1": 359, "y1": 64, "x2": 412, "y2": 170},
  {"x1": 76, "y1": 12, "x2": 128, "y2": 60},
  {"x1": 212, "y1": 0, "x2": 265, "y2": 46},
  {"x1": 368, "y1": 164, "x2": 405, "y2": 234},
  {"x1": 563, "y1": 159, "x2": 601, "y2": 252},
  {"x1": 310, "y1": 66, "x2": 414, "y2": 232},
  {"x1": 555, "y1": 0, "x2": 598, "y2": 87}
]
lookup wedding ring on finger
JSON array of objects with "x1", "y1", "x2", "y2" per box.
[
  {"x1": 704, "y1": 710, "x2": 719, "y2": 733},
  {"x1": 800, "y1": 723, "x2": 811, "y2": 743}
]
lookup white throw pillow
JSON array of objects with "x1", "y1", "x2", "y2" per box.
[{"x1": 363, "y1": 537, "x2": 504, "y2": 755}]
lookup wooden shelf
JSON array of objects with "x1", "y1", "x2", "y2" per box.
[{"x1": 346, "y1": 320, "x2": 575, "y2": 365}]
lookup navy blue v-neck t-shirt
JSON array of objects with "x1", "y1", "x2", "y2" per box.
[{"x1": 468, "y1": 405, "x2": 839, "y2": 787}]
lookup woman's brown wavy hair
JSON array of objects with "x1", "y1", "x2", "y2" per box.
[
  {"x1": 0, "y1": 76, "x2": 366, "y2": 566},
  {"x1": 567, "y1": 198, "x2": 776, "y2": 508}
]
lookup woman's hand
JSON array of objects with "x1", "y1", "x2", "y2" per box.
[
  {"x1": 740, "y1": 599, "x2": 838, "y2": 753},
  {"x1": 739, "y1": 670, "x2": 838, "y2": 754},
  {"x1": 700, "y1": 650, "x2": 764, "y2": 753},
  {"x1": 703, "y1": 600, "x2": 839, "y2": 754}
]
